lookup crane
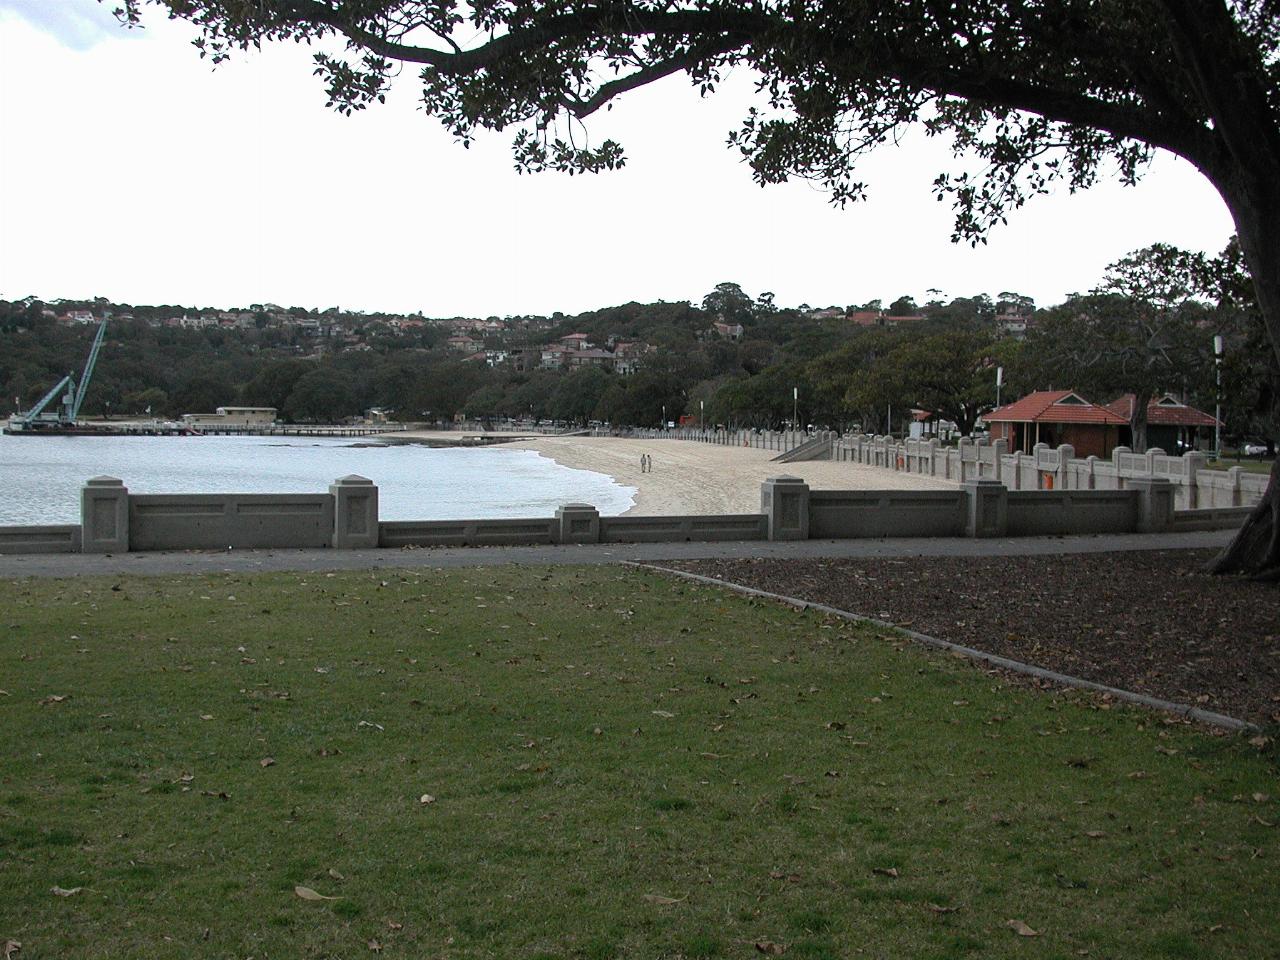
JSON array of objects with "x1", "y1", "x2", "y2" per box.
[{"x1": 6, "y1": 319, "x2": 109, "y2": 433}]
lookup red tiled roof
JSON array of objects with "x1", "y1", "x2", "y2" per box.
[
  {"x1": 983, "y1": 390, "x2": 1127, "y2": 425},
  {"x1": 1105, "y1": 394, "x2": 1221, "y2": 428}
]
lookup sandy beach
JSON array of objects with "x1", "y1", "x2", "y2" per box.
[{"x1": 396, "y1": 431, "x2": 954, "y2": 515}]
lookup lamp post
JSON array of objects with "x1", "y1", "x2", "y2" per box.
[
  {"x1": 1213, "y1": 334, "x2": 1224, "y2": 459},
  {"x1": 661, "y1": 404, "x2": 666, "y2": 430},
  {"x1": 996, "y1": 366, "x2": 1003, "y2": 410},
  {"x1": 699, "y1": 399, "x2": 704, "y2": 431},
  {"x1": 792, "y1": 386, "x2": 798, "y2": 432}
]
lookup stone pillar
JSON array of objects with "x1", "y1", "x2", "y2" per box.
[
  {"x1": 1145, "y1": 447, "x2": 1166, "y2": 476},
  {"x1": 1056, "y1": 443, "x2": 1075, "y2": 491},
  {"x1": 1130, "y1": 477, "x2": 1174, "y2": 533},
  {"x1": 1227, "y1": 466, "x2": 1244, "y2": 507},
  {"x1": 81, "y1": 476, "x2": 129, "y2": 554},
  {"x1": 965, "y1": 479, "x2": 1008, "y2": 538},
  {"x1": 331, "y1": 475, "x2": 379, "y2": 549},
  {"x1": 1183, "y1": 451, "x2": 1207, "y2": 509},
  {"x1": 928, "y1": 438, "x2": 941, "y2": 476},
  {"x1": 1084, "y1": 455, "x2": 1098, "y2": 490},
  {"x1": 556, "y1": 503, "x2": 601, "y2": 544},
  {"x1": 991, "y1": 438, "x2": 1007, "y2": 481},
  {"x1": 956, "y1": 436, "x2": 971, "y2": 482},
  {"x1": 761, "y1": 476, "x2": 810, "y2": 541}
]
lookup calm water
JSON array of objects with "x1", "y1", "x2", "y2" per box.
[{"x1": 0, "y1": 435, "x2": 635, "y2": 525}]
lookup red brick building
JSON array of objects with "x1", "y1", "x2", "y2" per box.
[
  {"x1": 982, "y1": 390, "x2": 1127, "y2": 458},
  {"x1": 1103, "y1": 394, "x2": 1220, "y2": 451}
]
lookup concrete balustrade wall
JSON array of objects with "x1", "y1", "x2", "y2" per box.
[
  {"x1": 379, "y1": 518, "x2": 558, "y2": 548},
  {"x1": 0, "y1": 524, "x2": 81, "y2": 554},
  {"x1": 808, "y1": 490, "x2": 967, "y2": 539},
  {"x1": 129, "y1": 494, "x2": 335, "y2": 551},
  {"x1": 829, "y1": 434, "x2": 1268, "y2": 510},
  {"x1": 0, "y1": 472, "x2": 1247, "y2": 556}
]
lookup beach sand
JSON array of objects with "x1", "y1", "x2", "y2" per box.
[{"x1": 396, "y1": 430, "x2": 954, "y2": 516}]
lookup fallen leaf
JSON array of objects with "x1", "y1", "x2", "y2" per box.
[
  {"x1": 1007, "y1": 919, "x2": 1041, "y2": 937},
  {"x1": 419, "y1": 794, "x2": 436, "y2": 805},
  {"x1": 642, "y1": 894, "x2": 686, "y2": 905},
  {"x1": 927, "y1": 903, "x2": 960, "y2": 914},
  {"x1": 755, "y1": 941, "x2": 786, "y2": 955},
  {"x1": 1252, "y1": 793, "x2": 1270, "y2": 803},
  {"x1": 38, "y1": 695, "x2": 67, "y2": 706},
  {"x1": 872, "y1": 867, "x2": 899, "y2": 878},
  {"x1": 328, "y1": 868, "x2": 345, "y2": 881},
  {"x1": 1085, "y1": 831, "x2": 1106, "y2": 839},
  {"x1": 652, "y1": 710, "x2": 675, "y2": 718},
  {"x1": 294, "y1": 885, "x2": 340, "y2": 901},
  {"x1": 367, "y1": 939, "x2": 382, "y2": 953},
  {"x1": 259, "y1": 757, "x2": 275, "y2": 768},
  {"x1": 387, "y1": 921, "x2": 403, "y2": 931},
  {"x1": 824, "y1": 721, "x2": 846, "y2": 731},
  {"x1": 51, "y1": 886, "x2": 82, "y2": 897},
  {"x1": 2, "y1": 940, "x2": 18, "y2": 960},
  {"x1": 200, "y1": 714, "x2": 214, "y2": 721}
]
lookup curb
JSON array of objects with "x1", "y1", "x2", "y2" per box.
[{"x1": 623, "y1": 561, "x2": 1260, "y2": 733}]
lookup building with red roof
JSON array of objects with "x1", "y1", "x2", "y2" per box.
[
  {"x1": 982, "y1": 389, "x2": 1127, "y2": 458},
  {"x1": 1104, "y1": 394, "x2": 1221, "y2": 451}
]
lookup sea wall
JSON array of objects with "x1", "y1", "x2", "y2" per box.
[{"x1": 0, "y1": 474, "x2": 1246, "y2": 555}]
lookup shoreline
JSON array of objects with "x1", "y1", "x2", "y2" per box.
[{"x1": 395, "y1": 431, "x2": 955, "y2": 516}]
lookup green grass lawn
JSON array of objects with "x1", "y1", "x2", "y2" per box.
[
  {"x1": 1201, "y1": 455, "x2": 1274, "y2": 474},
  {"x1": 1, "y1": 566, "x2": 1275, "y2": 959}
]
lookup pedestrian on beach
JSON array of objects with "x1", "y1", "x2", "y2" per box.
[
  {"x1": 645, "y1": 454, "x2": 653, "y2": 473},
  {"x1": 640, "y1": 453, "x2": 647, "y2": 474}
]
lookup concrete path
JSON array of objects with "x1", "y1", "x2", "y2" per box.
[{"x1": 0, "y1": 529, "x2": 1234, "y2": 579}]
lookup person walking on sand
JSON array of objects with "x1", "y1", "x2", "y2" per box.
[
  {"x1": 645, "y1": 454, "x2": 653, "y2": 473},
  {"x1": 640, "y1": 453, "x2": 647, "y2": 474}
]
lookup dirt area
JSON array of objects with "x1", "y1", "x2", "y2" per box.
[{"x1": 664, "y1": 549, "x2": 1280, "y2": 726}]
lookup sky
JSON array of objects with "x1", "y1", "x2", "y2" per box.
[{"x1": 0, "y1": 0, "x2": 1238, "y2": 318}]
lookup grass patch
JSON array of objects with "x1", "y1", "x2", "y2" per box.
[{"x1": 0, "y1": 565, "x2": 1275, "y2": 958}]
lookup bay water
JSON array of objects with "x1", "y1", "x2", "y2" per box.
[{"x1": 0, "y1": 434, "x2": 635, "y2": 526}]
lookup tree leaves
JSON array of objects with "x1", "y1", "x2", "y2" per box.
[
  {"x1": 294, "y1": 886, "x2": 340, "y2": 901},
  {"x1": 1006, "y1": 919, "x2": 1041, "y2": 937}
]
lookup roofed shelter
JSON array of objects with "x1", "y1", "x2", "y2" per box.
[
  {"x1": 1104, "y1": 394, "x2": 1220, "y2": 452},
  {"x1": 982, "y1": 390, "x2": 1126, "y2": 458}
]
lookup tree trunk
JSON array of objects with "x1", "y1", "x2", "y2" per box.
[{"x1": 1206, "y1": 182, "x2": 1280, "y2": 575}]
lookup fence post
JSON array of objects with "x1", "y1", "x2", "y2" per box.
[
  {"x1": 1183, "y1": 451, "x2": 1207, "y2": 509},
  {"x1": 760, "y1": 476, "x2": 810, "y2": 541},
  {"x1": 1056, "y1": 443, "x2": 1074, "y2": 491},
  {"x1": 81, "y1": 476, "x2": 129, "y2": 554},
  {"x1": 991, "y1": 438, "x2": 1007, "y2": 481},
  {"x1": 1084, "y1": 455, "x2": 1098, "y2": 490},
  {"x1": 556, "y1": 503, "x2": 601, "y2": 544},
  {"x1": 964, "y1": 479, "x2": 1008, "y2": 538},
  {"x1": 331, "y1": 475, "x2": 379, "y2": 549}
]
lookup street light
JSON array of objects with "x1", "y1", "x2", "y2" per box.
[
  {"x1": 1213, "y1": 334, "x2": 1224, "y2": 459},
  {"x1": 793, "y1": 386, "x2": 798, "y2": 432},
  {"x1": 661, "y1": 404, "x2": 666, "y2": 430},
  {"x1": 700, "y1": 399, "x2": 704, "y2": 430}
]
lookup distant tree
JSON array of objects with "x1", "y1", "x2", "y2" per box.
[
  {"x1": 1026, "y1": 245, "x2": 1218, "y2": 452},
  {"x1": 701, "y1": 283, "x2": 754, "y2": 325},
  {"x1": 283, "y1": 368, "x2": 357, "y2": 422},
  {"x1": 549, "y1": 365, "x2": 612, "y2": 423},
  {"x1": 887, "y1": 296, "x2": 918, "y2": 317}
]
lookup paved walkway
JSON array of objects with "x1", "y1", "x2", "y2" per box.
[{"x1": 0, "y1": 529, "x2": 1234, "y2": 578}]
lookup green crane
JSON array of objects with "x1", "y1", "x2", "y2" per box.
[{"x1": 10, "y1": 319, "x2": 108, "y2": 429}]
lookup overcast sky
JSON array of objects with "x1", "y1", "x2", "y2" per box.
[{"x1": 0, "y1": 0, "x2": 1238, "y2": 318}]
